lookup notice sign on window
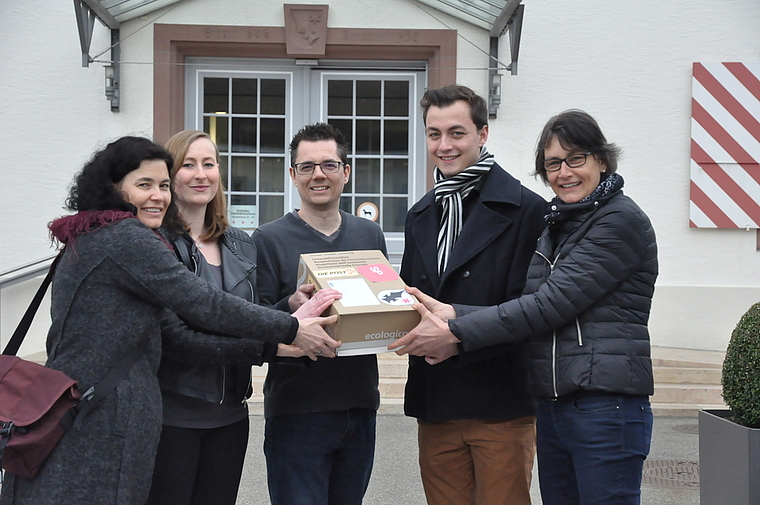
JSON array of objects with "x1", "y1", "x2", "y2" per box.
[{"x1": 229, "y1": 205, "x2": 258, "y2": 229}]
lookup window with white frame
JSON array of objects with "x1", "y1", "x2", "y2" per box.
[{"x1": 185, "y1": 59, "x2": 426, "y2": 260}]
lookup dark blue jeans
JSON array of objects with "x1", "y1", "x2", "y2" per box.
[
  {"x1": 264, "y1": 408, "x2": 376, "y2": 505},
  {"x1": 536, "y1": 393, "x2": 653, "y2": 505}
]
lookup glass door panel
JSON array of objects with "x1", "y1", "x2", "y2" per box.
[{"x1": 320, "y1": 74, "x2": 419, "y2": 236}]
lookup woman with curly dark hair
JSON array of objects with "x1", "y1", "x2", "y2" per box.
[{"x1": 0, "y1": 136, "x2": 340, "y2": 505}]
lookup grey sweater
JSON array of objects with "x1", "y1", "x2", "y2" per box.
[
  {"x1": 1, "y1": 218, "x2": 297, "y2": 505},
  {"x1": 252, "y1": 211, "x2": 386, "y2": 418}
]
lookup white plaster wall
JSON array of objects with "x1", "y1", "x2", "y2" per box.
[
  {"x1": 0, "y1": 279, "x2": 50, "y2": 358},
  {"x1": 0, "y1": 1, "x2": 163, "y2": 353},
  {"x1": 0, "y1": 1, "x2": 158, "y2": 274},
  {"x1": 2, "y1": 0, "x2": 758, "y2": 355},
  {"x1": 1, "y1": 2, "x2": 110, "y2": 352},
  {"x1": 484, "y1": 0, "x2": 760, "y2": 351}
]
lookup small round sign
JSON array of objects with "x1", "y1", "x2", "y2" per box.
[{"x1": 356, "y1": 202, "x2": 379, "y2": 222}]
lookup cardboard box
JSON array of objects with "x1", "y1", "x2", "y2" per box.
[{"x1": 297, "y1": 250, "x2": 420, "y2": 356}]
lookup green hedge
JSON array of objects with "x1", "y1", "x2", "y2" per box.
[{"x1": 722, "y1": 302, "x2": 760, "y2": 428}]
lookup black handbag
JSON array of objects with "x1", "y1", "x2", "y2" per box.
[{"x1": 0, "y1": 252, "x2": 143, "y2": 479}]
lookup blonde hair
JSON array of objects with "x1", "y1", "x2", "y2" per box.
[{"x1": 164, "y1": 130, "x2": 228, "y2": 242}]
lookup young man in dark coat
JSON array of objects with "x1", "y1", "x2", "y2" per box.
[{"x1": 396, "y1": 85, "x2": 546, "y2": 505}]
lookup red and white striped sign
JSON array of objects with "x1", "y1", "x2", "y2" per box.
[{"x1": 690, "y1": 62, "x2": 760, "y2": 228}]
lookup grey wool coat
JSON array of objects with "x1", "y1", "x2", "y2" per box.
[{"x1": 0, "y1": 218, "x2": 298, "y2": 505}]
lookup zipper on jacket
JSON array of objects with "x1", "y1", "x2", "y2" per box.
[
  {"x1": 226, "y1": 264, "x2": 256, "y2": 293},
  {"x1": 551, "y1": 329, "x2": 559, "y2": 398},
  {"x1": 536, "y1": 250, "x2": 552, "y2": 267},
  {"x1": 223, "y1": 234, "x2": 257, "y2": 293},
  {"x1": 243, "y1": 379, "x2": 253, "y2": 403},
  {"x1": 538, "y1": 248, "x2": 562, "y2": 397},
  {"x1": 575, "y1": 317, "x2": 583, "y2": 346},
  {"x1": 219, "y1": 366, "x2": 226, "y2": 405}
]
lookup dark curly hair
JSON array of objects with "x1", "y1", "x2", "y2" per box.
[
  {"x1": 289, "y1": 123, "x2": 350, "y2": 167},
  {"x1": 66, "y1": 136, "x2": 184, "y2": 232}
]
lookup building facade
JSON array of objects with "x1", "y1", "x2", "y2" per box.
[{"x1": 1, "y1": 0, "x2": 759, "y2": 354}]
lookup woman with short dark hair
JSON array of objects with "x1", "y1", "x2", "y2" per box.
[{"x1": 0, "y1": 136, "x2": 339, "y2": 505}]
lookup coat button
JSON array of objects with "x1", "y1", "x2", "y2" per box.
[
  {"x1": 420, "y1": 275, "x2": 428, "y2": 283},
  {"x1": 461, "y1": 270, "x2": 470, "y2": 278}
]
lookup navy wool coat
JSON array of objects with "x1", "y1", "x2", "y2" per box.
[{"x1": 400, "y1": 163, "x2": 546, "y2": 421}]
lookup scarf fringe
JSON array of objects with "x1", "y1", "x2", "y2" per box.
[{"x1": 48, "y1": 210, "x2": 135, "y2": 246}]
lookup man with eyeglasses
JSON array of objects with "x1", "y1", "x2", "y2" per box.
[
  {"x1": 252, "y1": 123, "x2": 386, "y2": 505},
  {"x1": 393, "y1": 85, "x2": 546, "y2": 505}
]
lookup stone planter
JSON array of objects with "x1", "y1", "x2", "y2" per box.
[{"x1": 699, "y1": 409, "x2": 760, "y2": 505}]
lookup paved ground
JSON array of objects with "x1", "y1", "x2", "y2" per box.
[{"x1": 237, "y1": 404, "x2": 700, "y2": 505}]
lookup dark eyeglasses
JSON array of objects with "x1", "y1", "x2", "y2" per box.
[
  {"x1": 293, "y1": 161, "x2": 344, "y2": 175},
  {"x1": 544, "y1": 152, "x2": 593, "y2": 172}
]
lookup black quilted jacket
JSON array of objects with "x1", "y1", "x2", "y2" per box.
[{"x1": 450, "y1": 188, "x2": 658, "y2": 398}]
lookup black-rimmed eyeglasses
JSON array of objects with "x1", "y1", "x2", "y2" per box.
[
  {"x1": 544, "y1": 153, "x2": 593, "y2": 172},
  {"x1": 293, "y1": 161, "x2": 344, "y2": 175}
]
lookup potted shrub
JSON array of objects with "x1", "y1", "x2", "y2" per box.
[{"x1": 699, "y1": 301, "x2": 760, "y2": 505}]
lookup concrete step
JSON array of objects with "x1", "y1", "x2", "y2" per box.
[
  {"x1": 653, "y1": 366, "x2": 722, "y2": 384},
  {"x1": 650, "y1": 346, "x2": 724, "y2": 368},
  {"x1": 19, "y1": 350, "x2": 47, "y2": 365},
  {"x1": 378, "y1": 377, "x2": 407, "y2": 399},
  {"x1": 651, "y1": 402, "x2": 727, "y2": 417},
  {"x1": 649, "y1": 346, "x2": 727, "y2": 416},
  {"x1": 250, "y1": 362, "x2": 268, "y2": 402},
  {"x1": 376, "y1": 352, "x2": 409, "y2": 378},
  {"x1": 652, "y1": 383, "x2": 724, "y2": 405}
]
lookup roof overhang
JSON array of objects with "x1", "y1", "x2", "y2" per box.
[
  {"x1": 414, "y1": 0, "x2": 522, "y2": 36},
  {"x1": 74, "y1": 0, "x2": 523, "y2": 115},
  {"x1": 79, "y1": 0, "x2": 183, "y2": 29}
]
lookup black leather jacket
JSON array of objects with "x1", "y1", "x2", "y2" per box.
[{"x1": 158, "y1": 227, "x2": 274, "y2": 404}]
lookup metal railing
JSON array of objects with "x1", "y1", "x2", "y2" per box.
[{"x1": 0, "y1": 255, "x2": 57, "y2": 290}]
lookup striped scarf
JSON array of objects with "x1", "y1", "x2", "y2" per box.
[{"x1": 434, "y1": 147, "x2": 494, "y2": 275}]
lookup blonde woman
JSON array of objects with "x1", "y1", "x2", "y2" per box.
[{"x1": 147, "y1": 130, "x2": 339, "y2": 505}]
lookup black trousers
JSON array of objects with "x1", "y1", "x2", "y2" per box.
[{"x1": 146, "y1": 417, "x2": 249, "y2": 505}]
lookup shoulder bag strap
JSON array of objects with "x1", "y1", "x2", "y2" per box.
[
  {"x1": 61, "y1": 343, "x2": 145, "y2": 431},
  {"x1": 2, "y1": 252, "x2": 63, "y2": 356}
]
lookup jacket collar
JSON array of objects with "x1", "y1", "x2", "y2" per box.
[
  {"x1": 410, "y1": 163, "x2": 526, "y2": 293},
  {"x1": 174, "y1": 230, "x2": 256, "y2": 295},
  {"x1": 546, "y1": 173, "x2": 624, "y2": 228},
  {"x1": 414, "y1": 162, "x2": 523, "y2": 213}
]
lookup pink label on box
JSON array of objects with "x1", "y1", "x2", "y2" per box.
[{"x1": 356, "y1": 263, "x2": 399, "y2": 282}]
